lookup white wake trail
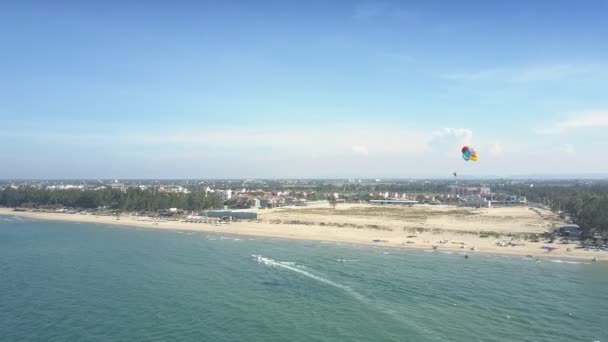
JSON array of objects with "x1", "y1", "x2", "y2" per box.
[
  {"x1": 252, "y1": 255, "x2": 426, "y2": 332},
  {"x1": 252, "y1": 255, "x2": 365, "y2": 301}
]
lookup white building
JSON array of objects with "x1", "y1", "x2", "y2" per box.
[{"x1": 464, "y1": 196, "x2": 491, "y2": 208}]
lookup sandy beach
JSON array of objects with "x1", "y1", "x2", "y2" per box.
[{"x1": 1, "y1": 205, "x2": 604, "y2": 262}]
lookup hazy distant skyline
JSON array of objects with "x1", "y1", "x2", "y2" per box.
[{"x1": 2, "y1": 1, "x2": 607, "y2": 178}]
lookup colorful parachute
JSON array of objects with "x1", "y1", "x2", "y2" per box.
[{"x1": 461, "y1": 146, "x2": 479, "y2": 162}]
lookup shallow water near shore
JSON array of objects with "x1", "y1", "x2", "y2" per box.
[{"x1": 1, "y1": 217, "x2": 607, "y2": 342}]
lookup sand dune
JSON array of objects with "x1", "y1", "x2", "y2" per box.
[{"x1": 259, "y1": 204, "x2": 562, "y2": 233}]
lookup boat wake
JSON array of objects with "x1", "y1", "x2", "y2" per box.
[
  {"x1": 251, "y1": 255, "x2": 425, "y2": 331},
  {"x1": 252, "y1": 255, "x2": 365, "y2": 301},
  {"x1": 548, "y1": 259, "x2": 589, "y2": 265}
]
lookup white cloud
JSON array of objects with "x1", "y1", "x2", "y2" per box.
[
  {"x1": 351, "y1": 144, "x2": 369, "y2": 156},
  {"x1": 125, "y1": 127, "x2": 428, "y2": 156},
  {"x1": 22, "y1": 123, "x2": 607, "y2": 177},
  {"x1": 431, "y1": 128, "x2": 473, "y2": 145},
  {"x1": 554, "y1": 111, "x2": 608, "y2": 129},
  {"x1": 5, "y1": 121, "x2": 607, "y2": 178},
  {"x1": 537, "y1": 110, "x2": 608, "y2": 134},
  {"x1": 444, "y1": 63, "x2": 603, "y2": 83},
  {"x1": 428, "y1": 128, "x2": 474, "y2": 161},
  {"x1": 6, "y1": 124, "x2": 429, "y2": 158},
  {"x1": 489, "y1": 143, "x2": 503, "y2": 157},
  {"x1": 560, "y1": 144, "x2": 575, "y2": 156}
]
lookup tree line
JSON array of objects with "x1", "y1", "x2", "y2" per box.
[
  {"x1": 0, "y1": 187, "x2": 224, "y2": 212},
  {"x1": 506, "y1": 184, "x2": 608, "y2": 237}
]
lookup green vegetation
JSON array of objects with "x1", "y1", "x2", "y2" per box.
[
  {"x1": 306, "y1": 192, "x2": 329, "y2": 201},
  {"x1": 327, "y1": 195, "x2": 337, "y2": 209},
  {"x1": 267, "y1": 218, "x2": 393, "y2": 231},
  {"x1": 507, "y1": 183, "x2": 608, "y2": 237},
  {"x1": 0, "y1": 187, "x2": 223, "y2": 211},
  {"x1": 478, "y1": 231, "x2": 502, "y2": 238},
  {"x1": 279, "y1": 207, "x2": 472, "y2": 221},
  {"x1": 225, "y1": 197, "x2": 254, "y2": 209}
]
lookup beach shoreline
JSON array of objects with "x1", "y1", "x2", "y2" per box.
[{"x1": 1, "y1": 207, "x2": 604, "y2": 262}]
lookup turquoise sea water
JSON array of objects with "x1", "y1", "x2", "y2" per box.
[{"x1": 1, "y1": 216, "x2": 607, "y2": 342}]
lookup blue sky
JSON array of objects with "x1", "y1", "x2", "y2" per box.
[{"x1": 1, "y1": 0, "x2": 607, "y2": 178}]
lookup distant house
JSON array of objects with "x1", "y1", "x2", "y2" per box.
[
  {"x1": 462, "y1": 196, "x2": 491, "y2": 208},
  {"x1": 504, "y1": 195, "x2": 526, "y2": 205},
  {"x1": 205, "y1": 210, "x2": 257, "y2": 220},
  {"x1": 110, "y1": 183, "x2": 125, "y2": 191},
  {"x1": 450, "y1": 186, "x2": 491, "y2": 197},
  {"x1": 294, "y1": 200, "x2": 329, "y2": 207},
  {"x1": 159, "y1": 208, "x2": 184, "y2": 216},
  {"x1": 260, "y1": 199, "x2": 271, "y2": 208}
]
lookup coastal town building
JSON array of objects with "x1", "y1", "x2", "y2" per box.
[
  {"x1": 370, "y1": 199, "x2": 418, "y2": 205},
  {"x1": 462, "y1": 196, "x2": 491, "y2": 208},
  {"x1": 205, "y1": 210, "x2": 257, "y2": 220}
]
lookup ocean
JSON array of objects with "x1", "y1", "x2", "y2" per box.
[{"x1": 1, "y1": 216, "x2": 606, "y2": 342}]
